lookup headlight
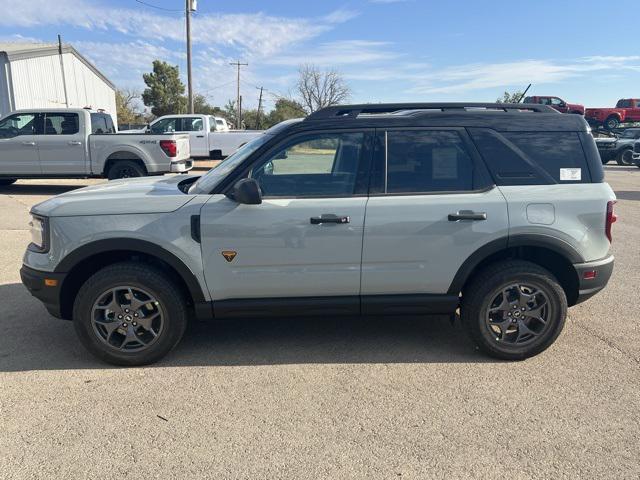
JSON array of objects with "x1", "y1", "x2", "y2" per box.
[{"x1": 28, "y1": 214, "x2": 49, "y2": 253}]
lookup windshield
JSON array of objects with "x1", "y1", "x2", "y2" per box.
[{"x1": 189, "y1": 134, "x2": 271, "y2": 194}]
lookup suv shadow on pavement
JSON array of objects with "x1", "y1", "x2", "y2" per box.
[{"x1": 0, "y1": 283, "x2": 494, "y2": 372}]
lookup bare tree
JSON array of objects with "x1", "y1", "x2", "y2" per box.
[{"x1": 297, "y1": 64, "x2": 351, "y2": 113}]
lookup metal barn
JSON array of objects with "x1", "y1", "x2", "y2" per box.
[{"x1": 0, "y1": 43, "x2": 117, "y2": 124}]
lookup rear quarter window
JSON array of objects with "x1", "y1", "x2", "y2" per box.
[{"x1": 469, "y1": 129, "x2": 592, "y2": 184}]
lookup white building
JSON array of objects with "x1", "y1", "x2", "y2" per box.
[{"x1": 0, "y1": 43, "x2": 117, "y2": 124}]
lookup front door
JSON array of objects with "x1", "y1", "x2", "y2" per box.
[
  {"x1": 36, "y1": 112, "x2": 87, "y2": 174},
  {"x1": 0, "y1": 112, "x2": 40, "y2": 175},
  {"x1": 200, "y1": 130, "x2": 373, "y2": 314},
  {"x1": 361, "y1": 128, "x2": 508, "y2": 304}
]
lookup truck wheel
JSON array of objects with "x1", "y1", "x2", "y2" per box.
[
  {"x1": 461, "y1": 260, "x2": 567, "y2": 360},
  {"x1": 0, "y1": 178, "x2": 17, "y2": 186},
  {"x1": 617, "y1": 149, "x2": 634, "y2": 166},
  {"x1": 73, "y1": 262, "x2": 188, "y2": 366},
  {"x1": 107, "y1": 160, "x2": 146, "y2": 180},
  {"x1": 604, "y1": 116, "x2": 620, "y2": 130}
]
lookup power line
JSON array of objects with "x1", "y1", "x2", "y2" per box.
[{"x1": 134, "y1": 0, "x2": 183, "y2": 13}]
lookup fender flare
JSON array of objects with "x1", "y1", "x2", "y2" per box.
[
  {"x1": 447, "y1": 234, "x2": 583, "y2": 295},
  {"x1": 55, "y1": 238, "x2": 206, "y2": 303}
]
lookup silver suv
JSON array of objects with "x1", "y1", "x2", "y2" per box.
[{"x1": 20, "y1": 103, "x2": 616, "y2": 366}]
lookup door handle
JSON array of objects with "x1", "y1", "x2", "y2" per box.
[
  {"x1": 196, "y1": 135, "x2": 204, "y2": 138},
  {"x1": 310, "y1": 214, "x2": 350, "y2": 225},
  {"x1": 68, "y1": 141, "x2": 82, "y2": 145},
  {"x1": 21, "y1": 141, "x2": 36, "y2": 146},
  {"x1": 448, "y1": 210, "x2": 487, "y2": 221}
]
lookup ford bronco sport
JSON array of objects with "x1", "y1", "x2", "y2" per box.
[{"x1": 20, "y1": 103, "x2": 616, "y2": 366}]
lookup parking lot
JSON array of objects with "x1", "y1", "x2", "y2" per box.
[{"x1": 0, "y1": 167, "x2": 638, "y2": 479}]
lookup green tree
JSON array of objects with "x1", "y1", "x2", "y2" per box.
[
  {"x1": 496, "y1": 90, "x2": 524, "y2": 103},
  {"x1": 142, "y1": 60, "x2": 187, "y2": 117},
  {"x1": 193, "y1": 94, "x2": 225, "y2": 116},
  {"x1": 267, "y1": 98, "x2": 307, "y2": 126}
]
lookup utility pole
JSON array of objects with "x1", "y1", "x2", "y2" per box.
[
  {"x1": 57, "y1": 34, "x2": 69, "y2": 108},
  {"x1": 256, "y1": 86, "x2": 264, "y2": 129},
  {"x1": 230, "y1": 60, "x2": 247, "y2": 128},
  {"x1": 185, "y1": 0, "x2": 196, "y2": 113}
]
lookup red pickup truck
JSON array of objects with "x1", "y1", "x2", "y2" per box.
[
  {"x1": 585, "y1": 99, "x2": 640, "y2": 130},
  {"x1": 523, "y1": 96, "x2": 585, "y2": 115}
]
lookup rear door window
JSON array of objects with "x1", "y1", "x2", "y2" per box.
[
  {"x1": 382, "y1": 130, "x2": 489, "y2": 193},
  {"x1": 43, "y1": 113, "x2": 79, "y2": 135}
]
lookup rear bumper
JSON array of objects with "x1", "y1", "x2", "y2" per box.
[
  {"x1": 20, "y1": 265, "x2": 67, "y2": 319},
  {"x1": 573, "y1": 255, "x2": 614, "y2": 305},
  {"x1": 171, "y1": 159, "x2": 193, "y2": 173}
]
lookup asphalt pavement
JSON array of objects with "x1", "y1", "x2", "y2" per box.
[{"x1": 0, "y1": 168, "x2": 638, "y2": 479}]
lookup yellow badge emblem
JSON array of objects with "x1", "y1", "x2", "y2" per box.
[{"x1": 222, "y1": 251, "x2": 237, "y2": 262}]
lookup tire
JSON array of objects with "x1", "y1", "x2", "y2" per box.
[
  {"x1": 604, "y1": 116, "x2": 620, "y2": 131},
  {"x1": 73, "y1": 262, "x2": 188, "y2": 366},
  {"x1": 0, "y1": 178, "x2": 16, "y2": 186},
  {"x1": 107, "y1": 160, "x2": 146, "y2": 180},
  {"x1": 461, "y1": 260, "x2": 568, "y2": 360},
  {"x1": 616, "y1": 148, "x2": 634, "y2": 166}
]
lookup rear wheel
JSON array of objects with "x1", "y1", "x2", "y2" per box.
[
  {"x1": 0, "y1": 178, "x2": 16, "y2": 186},
  {"x1": 617, "y1": 148, "x2": 634, "y2": 166},
  {"x1": 107, "y1": 160, "x2": 146, "y2": 180},
  {"x1": 604, "y1": 116, "x2": 620, "y2": 130},
  {"x1": 461, "y1": 260, "x2": 567, "y2": 360},
  {"x1": 73, "y1": 262, "x2": 188, "y2": 366}
]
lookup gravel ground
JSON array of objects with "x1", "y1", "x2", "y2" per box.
[{"x1": 0, "y1": 168, "x2": 638, "y2": 479}]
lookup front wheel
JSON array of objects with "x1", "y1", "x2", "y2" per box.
[
  {"x1": 617, "y1": 148, "x2": 634, "y2": 166},
  {"x1": 73, "y1": 262, "x2": 188, "y2": 366},
  {"x1": 604, "y1": 116, "x2": 620, "y2": 131},
  {"x1": 107, "y1": 160, "x2": 146, "y2": 180},
  {"x1": 461, "y1": 260, "x2": 567, "y2": 360}
]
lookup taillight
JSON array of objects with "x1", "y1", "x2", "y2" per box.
[
  {"x1": 160, "y1": 140, "x2": 177, "y2": 157},
  {"x1": 606, "y1": 200, "x2": 617, "y2": 243}
]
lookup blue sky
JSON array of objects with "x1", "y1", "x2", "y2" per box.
[{"x1": 0, "y1": 0, "x2": 639, "y2": 112}]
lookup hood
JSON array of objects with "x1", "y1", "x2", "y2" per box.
[{"x1": 32, "y1": 175, "x2": 199, "y2": 217}]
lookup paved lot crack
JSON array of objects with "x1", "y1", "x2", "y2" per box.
[{"x1": 573, "y1": 320, "x2": 639, "y2": 366}]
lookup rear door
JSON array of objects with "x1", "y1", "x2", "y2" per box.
[
  {"x1": 0, "y1": 112, "x2": 41, "y2": 175},
  {"x1": 361, "y1": 128, "x2": 508, "y2": 305},
  {"x1": 179, "y1": 116, "x2": 208, "y2": 157},
  {"x1": 37, "y1": 112, "x2": 87, "y2": 174},
  {"x1": 200, "y1": 130, "x2": 373, "y2": 310}
]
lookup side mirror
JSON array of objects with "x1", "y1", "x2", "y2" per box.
[
  {"x1": 145, "y1": 124, "x2": 151, "y2": 133},
  {"x1": 231, "y1": 178, "x2": 262, "y2": 205}
]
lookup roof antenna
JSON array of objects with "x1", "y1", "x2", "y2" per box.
[{"x1": 517, "y1": 84, "x2": 532, "y2": 103}]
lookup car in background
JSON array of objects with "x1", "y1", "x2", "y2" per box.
[
  {"x1": 0, "y1": 108, "x2": 191, "y2": 184},
  {"x1": 139, "y1": 114, "x2": 264, "y2": 159},
  {"x1": 523, "y1": 96, "x2": 585, "y2": 115},
  {"x1": 585, "y1": 99, "x2": 640, "y2": 130},
  {"x1": 594, "y1": 128, "x2": 640, "y2": 165}
]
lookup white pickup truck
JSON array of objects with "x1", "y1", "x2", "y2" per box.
[
  {"x1": 143, "y1": 114, "x2": 264, "y2": 158},
  {"x1": 0, "y1": 108, "x2": 192, "y2": 185}
]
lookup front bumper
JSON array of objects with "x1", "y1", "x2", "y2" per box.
[
  {"x1": 171, "y1": 159, "x2": 194, "y2": 173},
  {"x1": 573, "y1": 255, "x2": 614, "y2": 305},
  {"x1": 632, "y1": 152, "x2": 640, "y2": 163},
  {"x1": 20, "y1": 265, "x2": 67, "y2": 319}
]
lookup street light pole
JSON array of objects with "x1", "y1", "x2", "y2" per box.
[{"x1": 185, "y1": 0, "x2": 195, "y2": 113}]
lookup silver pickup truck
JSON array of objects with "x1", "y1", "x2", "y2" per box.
[{"x1": 0, "y1": 108, "x2": 192, "y2": 185}]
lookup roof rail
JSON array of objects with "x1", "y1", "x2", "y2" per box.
[{"x1": 305, "y1": 102, "x2": 557, "y2": 121}]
